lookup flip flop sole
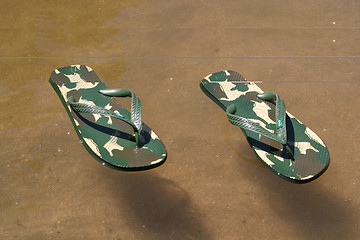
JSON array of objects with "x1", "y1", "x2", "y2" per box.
[
  {"x1": 201, "y1": 70, "x2": 330, "y2": 183},
  {"x1": 49, "y1": 65, "x2": 166, "y2": 171}
]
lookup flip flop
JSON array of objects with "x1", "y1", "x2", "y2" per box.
[
  {"x1": 49, "y1": 65, "x2": 167, "y2": 171},
  {"x1": 200, "y1": 70, "x2": 330, "y2": 183}
]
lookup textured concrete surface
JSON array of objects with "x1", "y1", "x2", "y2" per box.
[{"x1": 1, "y1": 0, "x2": 360, "y2": 239}]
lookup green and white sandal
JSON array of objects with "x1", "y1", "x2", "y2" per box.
[
  {"x1": 49, "y1": 65, "x2": 167, "y2": 171},
  {"x1": 200, "y1": 70, "x2": 330, "y2": 183}
]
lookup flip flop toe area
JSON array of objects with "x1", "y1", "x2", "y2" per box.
[
  {"x1": 50, "y1": 65, "x2": 166, "y2": 170},
  {"x1": 201, "y1": 70, "x2": 329, "y2": 183},
  {"x1": 248, "y1": 114, "x2": 330, "y2": 182}
]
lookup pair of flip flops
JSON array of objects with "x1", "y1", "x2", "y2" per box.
[{"x1": 50, "y1": 65, "x2": 329, "y2": 183}]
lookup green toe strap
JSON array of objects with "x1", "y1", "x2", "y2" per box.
[
  {"x1": 226, "y1": 92, "x2": 294, "y2": 159},
  {"x1": 99, "y1": 88, "x2": 142, "y2": 131},
  {"x1": 68, "y1": 88, "x2": 142, "y2": 146}
]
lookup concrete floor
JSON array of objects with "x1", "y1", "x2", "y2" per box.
[{"x1": 1, "y1": 0, "x2": 360, "y2": 239}]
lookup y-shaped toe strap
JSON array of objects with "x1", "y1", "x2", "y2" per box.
[
  {"x1": 226, "y1": 92, "x2": 294, "y2": 160},
  {"x1": 67, "y1": 88, "x2": 142, "y2": 146}
]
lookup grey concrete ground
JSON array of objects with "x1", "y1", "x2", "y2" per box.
[{"x1": 1, "y1": 0, "x2": 360, "y2": 239}]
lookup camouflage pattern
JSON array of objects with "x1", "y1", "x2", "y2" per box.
[
  {"x1": 49, "y1": 65, "x2": 166, "y2": 170},
  {"x1": 201, "y1": 70, "x2": 329, "y2": 183}
]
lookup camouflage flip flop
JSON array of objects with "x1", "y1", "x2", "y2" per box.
[
  {"x1": 49, "y1": 65, "x2": 167, "y2": 171},
  {"x1": 200, "y1": 70, "x2": 330, "y2": 183}
]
